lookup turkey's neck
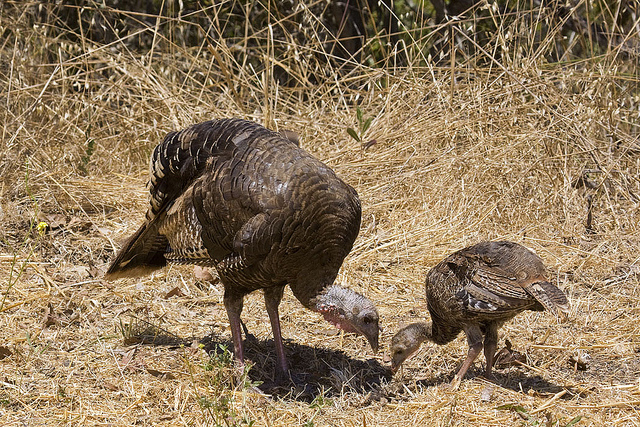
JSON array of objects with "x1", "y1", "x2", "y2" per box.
[
  {"x1": 430, "y1": 318, "x2": 462, "y2": 345},
  {"x1": 407, "y1": 322, "x2": 433, "y2": 345},
  {"x1": 404, "y1": 321, "x2": 459, "y2": 346}
]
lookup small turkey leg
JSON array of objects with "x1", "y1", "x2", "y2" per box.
[
  {"x1": 264, "y1": 286, "x2": 288, "y2": 379},
  {"x1": 483, "y1": 322, "x2": 499, "y2": 379},
  {"x1": 453, "y1": 325, "x2": 484, "y2": 388},
  {"x1": 223, "y1": 287, "x2": 246, "y2": 367}
]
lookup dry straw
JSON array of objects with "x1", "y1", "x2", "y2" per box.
[{"x1": 1, "y1": 1, "x2": 639, "y2": 426}]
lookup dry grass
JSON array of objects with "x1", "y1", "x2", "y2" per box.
[{"x1": 1, "y1": 1, "x2": 640, "y2": 426}]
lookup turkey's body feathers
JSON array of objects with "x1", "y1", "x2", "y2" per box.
[
  {"x1": 391, "y1": 241, "x2": 569, "y2": 384},
  {"x1": 106, "y1": 118, "x2": 361, "y2": 304},
  {"x1": 425, "y1": 241, "x2": 569, "y2": 345},
  {"x1": 105, "y1": 119, "x2": 380, "y2": 378}
]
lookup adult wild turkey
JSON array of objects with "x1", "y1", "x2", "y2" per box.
[
  {"x1": 390, "y1": 241, "x2": 569, "y2": 387},
  {"x1": 105, "y1": 118, "x2": 379, "y2": 378}
]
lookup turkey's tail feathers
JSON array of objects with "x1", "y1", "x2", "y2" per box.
[
  {"x1": 104, "y1": 220, "x2": 168, "y2": 280},
  {"x1": 527, "y1": 280, "x2": 570, "y2": 318}
]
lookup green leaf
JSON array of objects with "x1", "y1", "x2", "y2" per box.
[
  {"x1": 495, "y1": 403, "x2": 529, "y2": 417},
  {"x1": 565, "y1": 416, "x2": 582, "y2": 427},
  {"x1": 362, "y1": 117, "x2": 373, "y2": 133},
  {"x1": 347, "y1": 127, "x2": 360, "y2": 142},
  {"x1": 356, "y1": 107, "x2": 363, "y2": 124}
]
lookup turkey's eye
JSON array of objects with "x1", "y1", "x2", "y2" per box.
[
  {"x1": 394, "y1": 350, "x2": 403, "y2": 356},
  {"x1": 363, "y1": 316, "x2": 373, "y2": 324}
]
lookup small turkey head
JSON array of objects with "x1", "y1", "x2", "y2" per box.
[
  {"x1": 390, "y1": 322, "x2": 431, "y2": 372},
  {"x1": 314, "y1": 285, "x2": 380, "y2": 353}
]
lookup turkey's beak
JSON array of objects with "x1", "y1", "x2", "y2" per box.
[
  {"x1": 391, "y1": 362, "x2": 401, "y2": 375},
  {"x1": 367, "y1": 332, "x2": 379, "y2": 354}
]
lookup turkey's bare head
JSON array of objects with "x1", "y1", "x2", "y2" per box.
[{"x1": 314, "y1": 285, "x2": 380, "y2": 353}]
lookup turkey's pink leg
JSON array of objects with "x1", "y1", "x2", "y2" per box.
[
  {"x1": 483, "y1": 322, "x2": 499, "y2": 379},
  {"x1": 452, "y1": 325, "x2": 484, "y2": 388},
  {"x1": 223, "y1": 288, "x2": 245, "y2": 367},
  {"x1": 264, "y1": 286, "x2": 288, "y2": 379}
]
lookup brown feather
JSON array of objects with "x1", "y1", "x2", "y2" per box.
[{"x1": 104, "y1": 218, "x2": 168, "y2": 280}]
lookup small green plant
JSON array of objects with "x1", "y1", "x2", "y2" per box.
[
  {"x1": 1, "y1": 161, "x2": 46, "y2": 312},
  {"x1": 565, "y1": 416, "x2": 583, "y2": 427},
  {"x1": 56, "y1": 385, "x2": 67, "y2": 399},
  {"x1": 496, "y1": 403, "x2": 530, "y2": 419},
  {"x1": 79, "y1": 121, "x2": 96, "y2": 175},
  {"x1": 496, "y1": 404, "x2": 582, "y2": 426},
  {"x1": 187, "y1": 344, "x2": 259, "y2": 427},
  {"x1": 0, "y1": 249, "x2": 30, "y2": 313},
  {"x1": 79, "y1": 138, "x2": 96, "y2": 175},
  {"x1": 309, "y1": 388, "x2": 332, "y2": 409},
  {"x1": 303, "y1": 388, "x2": 332, "y2": 427},
  {"x1": 347, "y1": 106, "x2": 373, "y2": 143},
  {"x1": 203, "y1": 344, "x2": 233, "y2": 371}
]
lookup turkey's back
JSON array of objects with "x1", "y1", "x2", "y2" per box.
[
  {"x1": 143, "y1": 119, "x2": 361, "y2": 292},
  {"x1": 423, "y1": 241, "x2": 559, "y2": 344}
]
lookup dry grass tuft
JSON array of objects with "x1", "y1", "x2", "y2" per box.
[{"x1": 1, "y1": 1, "x2": 640, "y2": 426}]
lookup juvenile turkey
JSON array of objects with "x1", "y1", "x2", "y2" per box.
[
  {"x1": 390, "y1": 241, "x2": 569, "y2": 387},
  {"x1": 105, "y1": 118, "x2": 379, "y2": 378}
]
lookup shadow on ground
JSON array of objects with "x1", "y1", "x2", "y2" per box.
[
  {"x1": 375, "y1": 365, "x2": 572, "y2": 404},
  {"x1": 122, "y1": 320, "x2": 575, "y2": 404},
  {"x1": 200, "y1": 332, "x2": 392, "y2": 401},
  {"x1": 119, "y1": 312, "x2": 391, "y2": 402},
  {"x1": 490, "y1": 370, "x2": 568, "y2": 395}
]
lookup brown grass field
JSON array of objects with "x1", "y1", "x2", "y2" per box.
[{"x1": 1, "y1": 2, "x2": 639, "y2": 426}]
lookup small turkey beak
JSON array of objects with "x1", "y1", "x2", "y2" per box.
[{"x1": 367, "y1": 332, "x2": 379, "y2": 354}]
